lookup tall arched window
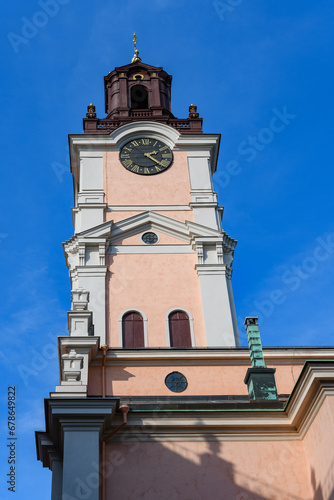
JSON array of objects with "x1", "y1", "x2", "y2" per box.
[
  {"x1": 169, "y1": 311, "x2": 192, "y2": 347},
  {"x1": 131, "y1": 85, "x2": 148, "y2": 109},
  {"x1": 122, "y1": 312, "x2": 144, "y2": 348}
]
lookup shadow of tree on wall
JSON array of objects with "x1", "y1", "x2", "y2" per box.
[
  {"x1": 104, "y1": 428, "x2": 308, "y2": 500},
  {"x1": 311, "y1": 465, "x2": 334, "y2": 500}
]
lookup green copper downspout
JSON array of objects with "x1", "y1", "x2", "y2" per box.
[{"x1": 244, "y1": 317, "x2": 278, "y2": 401}]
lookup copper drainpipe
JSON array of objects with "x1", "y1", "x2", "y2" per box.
[
  {"x1": 100, "y1": 346, "x2": 130, "y2": 499},
  {"x1": 101, "y1": 405, "x2": 130, "y2": 443},
  {"x1": 100, "y1": 406, "x2": 130, "y2": 500},
  {"x1": 101, "y1": 344, "x2": 108, "y2": 397}
]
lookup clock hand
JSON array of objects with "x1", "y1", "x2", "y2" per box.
[{"x1": 144, "y1": 153, "x2": 164, "y2": 167}]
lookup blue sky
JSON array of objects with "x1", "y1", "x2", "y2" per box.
[{"x1": 0, "y1": 1, "x2": 333, "y2": 498}]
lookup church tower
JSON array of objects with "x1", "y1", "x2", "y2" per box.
[
  {"x1": 65, "y1": 42, "x2": 240, "y2": 351},
  {"x1": 37, "y1": 38, "x2": 334, "y2": 500}
]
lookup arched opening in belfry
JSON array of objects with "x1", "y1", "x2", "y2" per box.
[{"x1": 131, "y1": 85, "x2": 149, "y2": 109}]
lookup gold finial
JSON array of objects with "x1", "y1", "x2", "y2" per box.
[{"x1": 131, "y1": 31, "x2": 141, "y2": 63}]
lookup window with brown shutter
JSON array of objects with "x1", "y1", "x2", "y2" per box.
[
  {"x1": 169, "y1": 311, "x2": 192, "y2": 348},
  {"x1": 122, "y1": 312, "x2": 145, "y2": 348}
]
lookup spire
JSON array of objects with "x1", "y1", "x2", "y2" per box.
[{"x1": 131, "y1": 31, "x2": 141, "y2": 63}]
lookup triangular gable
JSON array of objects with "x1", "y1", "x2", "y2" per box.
[
  {"x1": 109, "y1": 211, "x2": 190, "y2": 244},
  {"x1": 109, "y1": 211, "x2": 230, "y2": 245}
]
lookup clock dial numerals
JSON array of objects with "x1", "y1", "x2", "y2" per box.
[{"x1": 119, "y1": 138, "x2": 173, "y2": 175}]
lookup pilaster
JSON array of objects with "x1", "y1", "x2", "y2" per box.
[
  {"x1": 36, "y1": 399, "x2": 119, "y2": 499},
  {"x1": 187, "y1": 151, "x2": 220, "y2": 229},
  {"x1": 196, "y1": 264, "x2": 238, "y2": 346}
]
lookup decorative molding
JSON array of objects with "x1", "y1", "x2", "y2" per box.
[
  {"x1": 196, "y1": 242, "x2": 204, "y2": 264},
  {"x1": 90, "y1": 347, "x2": 334, "y2": 366},
  {"x1": 107, "y1": 205, "x2": 191, "y2": 211},
  {"x1": 76, "y1": 220, "x2": 113, "y2": 239},
  {"x1": 216, "y1": 243, "x2": 223, "y2": 264},
  {"x1": 196, "y1": 264, "x2": 230, "y2": 276},
  {"x1": 36, "y1": 398, "x2": 119, "y2": 470},
  {"x1": 109, "y1": 211, "x2": 190, "y2": 243},
  {"x1": 51, "y1": 336, "x2": 100, "y2": 398},
  {"x1": 110, "y1": 121, "x2": 180, "y2": 150},
  {"x1": 109, "y1": 245, "x2": 193, "y2": 255},
  {"x1": 99, "y1": 242, "x2": 106, "y2": 265},
  {"x1": 77, "y1": 190, "x2": 105, "y2": 205},
  {"x1": 79, "y1": 243, "x2": 85, "y2": 266},
  {"x1": 76, "y1": 266, "x2": 108, "y2": 278},
  {"x1": 61, "y1": 349, "x2": 84, "y2": 383}
]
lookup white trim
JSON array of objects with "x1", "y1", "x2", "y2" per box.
[
  {"x1": 110, "y1": 121, "x2": 180, "y2": 150},
  {"x1": 90, "y1": 346, "x2": 334, "y2": 365},
  {"x1": 109, "y1": 211, "x2": 190, "y2": 241},
  {"x1": 79, "y1": 151, "x2": 104, "y2": 158},
  {"x1": 165, "y1": 308, "x2": 195, "y2": 348},
  {"x1": 107, "y1": 205, "x2": 191, "y2": 211},
  {"x1": 118, "y1": 308, "x2": 148, "y2": 348},
  {"x1": 109, "y1": 245, "x2": 193, "y2": 254},
  {"x1": 196, "y1": 264, "x2": 229, "y2": 275},
  {"x1": 76, "y1": 220, "x2": 113, "y2": 238}
]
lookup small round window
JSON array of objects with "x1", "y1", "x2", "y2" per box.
[
  {"x1": 165, "y1": 372, "x2": 188, "y2": 393},
  {"x1": 141, "y1": 232, "x2": 158, "y2": 245}
]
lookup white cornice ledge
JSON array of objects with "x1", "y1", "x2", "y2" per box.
[
  {"x1": 58, "y1": 336, "x2": 100, "y2": 357},
  {"x1": 92, "y1": 348, "x2": 334, "y2": 365}
]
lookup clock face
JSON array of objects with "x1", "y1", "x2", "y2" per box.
[{"x1": 119, "y1": 138, "x2": 173, "y2": 175}]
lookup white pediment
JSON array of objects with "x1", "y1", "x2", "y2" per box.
[
  {"x1": 110, "y1": 211, "x2": 190, "y2": 244},
  {"x1": 76, "y1": 221, "x2": 113, "y2": 241},
  {"x1": 64, "y1": 212, "x2": 236, "y2": 252}
]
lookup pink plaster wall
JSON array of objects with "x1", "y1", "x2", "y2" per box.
[
  {"x1": 106, "y1": 252, "x2": 206, "y2": 348},
  {"x1": 87, "y1": 361, "x2": 303, "y2": 397},
  {"x1": 268, "y1": 363, "x2": 303, "y2": 395},
  {"x1": 104, "y1": 440, "x2": 312, "y2": 500},
  {"x1": 303, "y1": 395, "x2": 334, "y2": 499},
  {"x1": 104, "y1": 151, "x2": 192, "y2": 207}
]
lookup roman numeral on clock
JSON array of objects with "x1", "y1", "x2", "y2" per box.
[{"x1": 123, "y1": 159, "x2": 133, "y2": 168}]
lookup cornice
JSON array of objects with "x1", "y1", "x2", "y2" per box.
[
  {"x1": 36, "y1": 398, "x2": 120, "y2": 468},
  {"x1": 90, "y1": 347, "x2": 334, "y2": 366}
]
